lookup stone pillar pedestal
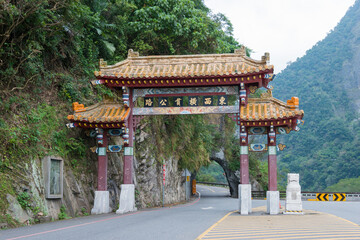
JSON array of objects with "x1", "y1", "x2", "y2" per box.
[
  {"x1": 91, "y1": 191, "x2": 111, "y2": 214},
  {"x1": 238, "y1": 184, "x2": 252, "y2": 215},
  {"x1": 116, "y1": 184, "x2": 137, "y2": 214},
  {"x1": 266, "y1": 191, "x2": 280, "y2": 215}
]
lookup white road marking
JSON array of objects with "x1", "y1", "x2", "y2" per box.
[{"x1": 201, "y1": 207, "x2": 214, "y2": 210}]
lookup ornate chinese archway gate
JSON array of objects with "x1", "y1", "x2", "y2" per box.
[{"x1": 67, "y1": 47, "x2": 304, "y2": 215}]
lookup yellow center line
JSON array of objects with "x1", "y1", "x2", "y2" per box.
[
  {"x1": 202, "y1": 233, "x2": 360, "y2": 240},
  {"x1": 269, "y1": 233, "x2": 360, "y2": 240},
  {"x1": 208, "y1": 229, "x2": 360, "y2": 235},
  {"x1": 199, "y1": 186, "x2": 216, "y2": 193},
  {"x1": 196, "y1": 211, "x2": 236, "y2": 240}
]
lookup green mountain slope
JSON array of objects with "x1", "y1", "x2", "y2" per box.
[{"x1": 273, "y1": 0, "x2": 360, "y2": 191}]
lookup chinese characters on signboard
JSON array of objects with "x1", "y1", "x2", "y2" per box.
[
  {"x1": 203, "y1": 96, "x2": 213, "y2": 106},
  {"x1": 159, "y1": 97, "x2": 169, "y2": 107},
  {"x1": 173, "y1": 97, "x2": 183, "y2": 107},
  {"x1": 144, "y1": 97, "x2": 154, "y2": 107},
  {"x1": 143, "y1": 96, "x2": 228, "y2": 107},
  {"x1": 218, "y1": 95, "x2": 228, "y2": 106},
  {"x1": 189, "y1": 97, "x2": 198, "y2": 106}
]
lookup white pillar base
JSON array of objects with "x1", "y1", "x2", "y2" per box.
[
  {"x1": 266, "y1": 191, "x2": 280, "y2": 215},
  {"x1": 238, "y1": 184, "x2": 252, "y2": 215},
  {"x1": 91, "y1": 191, "x2": 112, "y2": 214},
  {"x1": 116, "y1": 184, "x2": 137, "y2": 214}
]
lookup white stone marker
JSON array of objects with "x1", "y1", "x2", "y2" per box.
[{"x1": 284, "y1": 173, "x2": 303, "y2": 214}]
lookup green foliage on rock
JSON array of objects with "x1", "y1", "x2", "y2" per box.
[
  {"x1": 274, "y1": 1, "x2": 360, "y2": 191},
  {"x1": 58, "y1": 205, "x2": 71, "y2": 220},
  {"x1": 16, "y1": 192, "x2": 31, "y2": 210},
  {"x1": 139, "y1": 115, "x2": 216, "y2": 172}
]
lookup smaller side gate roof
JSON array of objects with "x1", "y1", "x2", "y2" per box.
[{"x1": 67, "y1": 100, "x2": 129, "y2": 128}]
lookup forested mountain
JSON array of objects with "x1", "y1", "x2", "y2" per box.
[{"x1": 274, "y1": 0, "x2": 360, "y2": 191}]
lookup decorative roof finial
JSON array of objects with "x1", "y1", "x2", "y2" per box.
[
  {"x1": 260, "y1": 86, "x2": 273, "y2": 99},
  {"x1": 128, "y1": 49, "x2": 139, "y2": 58},
  {"x1": 234, "y1": 46, "x2": 246, "y2": 56},
  {"x1": 262, "y1": 52, "x2": 270, "y2": 64},
  {"x1": 287, "y1": 97, "x2": 299, "y2": 110},
  {"x1": 99, "y1": 58, "x2": 107, "y2": 68}
]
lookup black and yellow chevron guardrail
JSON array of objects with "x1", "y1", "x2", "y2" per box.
[
  {"x1": 316, "y1": 193, "x2": 329, "y2": 201},
  {"x1": 333, "y1": 193, "x2": 346, "y2": 201}
]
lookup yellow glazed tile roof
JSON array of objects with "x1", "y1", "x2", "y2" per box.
[
  {"x1": 240, "y1": 97, "x2": 304, "y2": 121},
  {"x1": 67, "y1": 100, "x2": 130, "y2": 124},
  {"x1": 95, "y1": 48, "x2": 273, "y2": 79}
]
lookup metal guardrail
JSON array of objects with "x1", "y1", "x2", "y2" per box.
[
  {"x1": 197, "y1": 182, "x2": 360, "y2": 201},
  {"x1": 252, "y1": 191, "x2": 287, "y2": 199},
  {"x1": 301, "y1": 192, "x2": 360, "y2": 201}
]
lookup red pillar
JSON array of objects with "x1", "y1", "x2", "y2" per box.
[
  {"x1": 97, "y1": 129, "x2": 108, "y2": 191},
  {"x1": 240, "y1": 126, "x2": 249, "y2": 184},
  {"x1": 123, "y1": 88, "x2": 133, "y2": 184},
  {"x1": 268, "y1": 126, "x2": 277, "y2": 191}
]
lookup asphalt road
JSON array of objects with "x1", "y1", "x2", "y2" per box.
[
  {"x1": 302, "y1": 200, "x2": 360, "y2": 225},
  {"x1": 0, "y1": 185, "x2": 257, "y2": 240},
  {"x1": 1, "y1": 186, "x2": 360, "y2": 240}
]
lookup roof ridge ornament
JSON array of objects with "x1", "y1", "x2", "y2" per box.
[
  {"x1": 128, "y1": 49, "x2": 140, "y2": 58},
  {"x1": 287, "y1": 97, "x2": 299, "y2": 110},
  {"x1": 99, "y1": 58, "x2": 107, "y2": 68},
  {"x1": 260, "y1": 86, "x2": 273, "y2": 99},
  {"x1": 262, "y1": 52, "x2": 270, "y2": 64},
  {"x1": 234, "y1": 46, "x2": 246, "y2": 56}
]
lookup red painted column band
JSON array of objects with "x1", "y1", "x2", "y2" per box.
[
  {"x1": 268, "y1": 154, "x2": 277, "y2": 191},
  {"x1": 123, "y1": 88, "x2": 134, "y2": 184},
  {"x1": 97, "y1": 129, "x2": 108, "y2": 191},
  {"x1": 240, "y1": 154, "x2": 249, "y2": 184},
  {"x1": 268, "y1": 126, "x2": 277, "y2": 191},
  {"x1": 240, "y1": 125, "x2": 249, "y2": 184}
]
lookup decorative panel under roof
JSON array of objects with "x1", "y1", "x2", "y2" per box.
[
  {"x1": 67, "y1": 101, "x2": 129, "y2": 128},
  {"x1": 94, "y1": 48, "x2": 274, "y2": 88}
]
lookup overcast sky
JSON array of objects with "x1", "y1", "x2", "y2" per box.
[{"x1": 204, "y1": 0, "x2": 356, "y2": 73}]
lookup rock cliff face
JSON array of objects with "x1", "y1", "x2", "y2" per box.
[
  {"x1": 4, "y1": 120, "x2": 186, "y2": 226},
  {"x1": 5, "y1": 157, "x2": 95, "y2": 225},
  {"x1": 133, "y1": 122, "x2": 186, "y2": 208}
]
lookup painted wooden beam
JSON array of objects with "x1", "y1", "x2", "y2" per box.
[
  {"x1": 99, "y1": 73, "x2": 270, "y2": 89},
  {"x1": 133, "y1": 86, "x2": 239, "y2": 99},
  {"x1": 133, "y1": 106, "x2": 239, "y2": 115}
]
